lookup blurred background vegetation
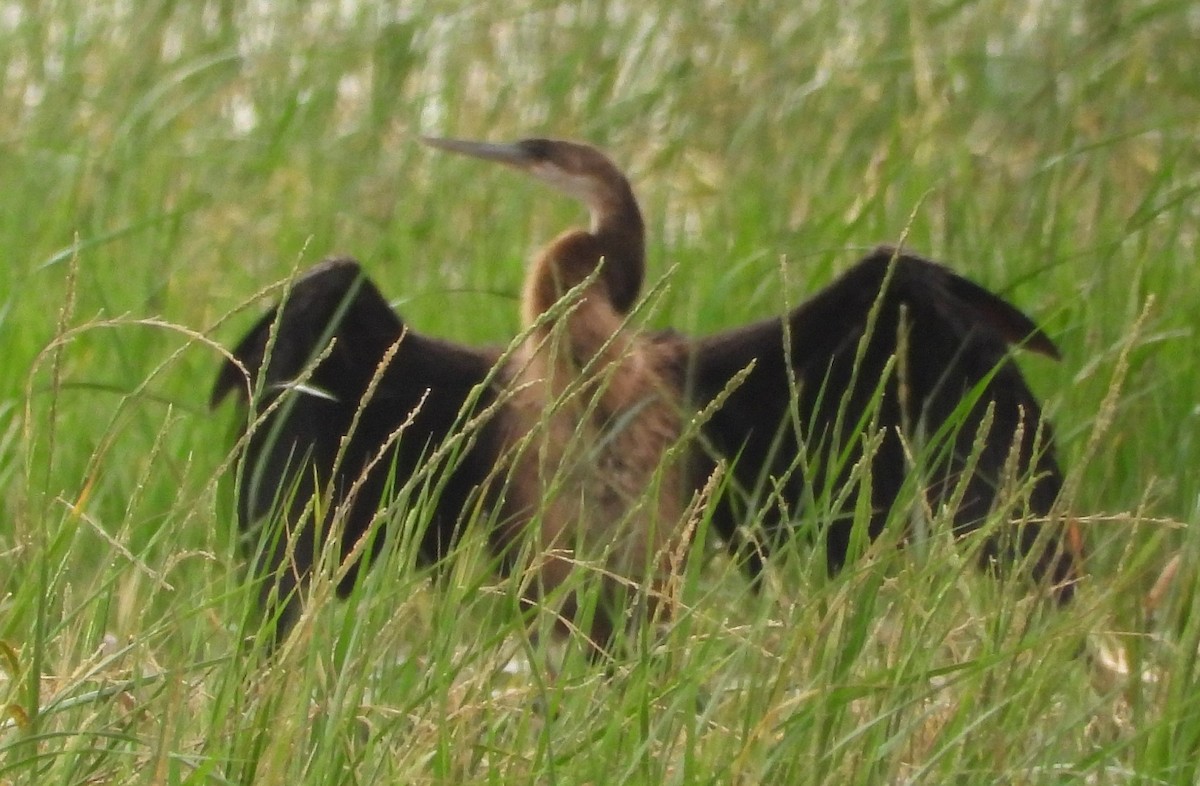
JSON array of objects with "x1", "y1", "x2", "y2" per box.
[{"x1": 1, "y1": 0, "x2": 1198, "y2": 782}]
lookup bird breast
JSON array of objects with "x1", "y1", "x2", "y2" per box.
[{"x1": 496, "y1": 310, "x2": 688, "y2": 595}]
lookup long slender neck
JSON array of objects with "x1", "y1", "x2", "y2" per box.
[
  {"x1": 521, "y1": 174, "x2": 647, "y2": 329},
  {"x1": 588, "y1": 177, "x2": 644, "y2": 314}
]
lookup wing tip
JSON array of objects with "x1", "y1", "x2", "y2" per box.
[
  {"x1": 210, "y1": 362, "x2": 244, "y2": 409},
  {"x1": 1023, "y1": 329, "x2": 1062, "y2": 361}
]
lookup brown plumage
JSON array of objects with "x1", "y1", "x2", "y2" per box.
[
  {"x1": 211, "y1": 137, "x2": 1083, "y2": 651},
  {"x1": 422, "y1": 138, "x2": 688, "y2": 646}
]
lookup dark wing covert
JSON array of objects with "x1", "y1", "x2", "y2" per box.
[
  {"x1": 212, "y1": 258, "x2": 498, "y2": 632},
  {"x1": 687, "y1": 246, "x2": 1080, "y2": 598}
]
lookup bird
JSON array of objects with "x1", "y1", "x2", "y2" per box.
[{"x1": 211, "y1": 136, "x2": 1083, "y2": 652}]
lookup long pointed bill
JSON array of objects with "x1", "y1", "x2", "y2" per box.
[{"x1": 420, "y1": 137, "x2": 534, "y2": 169}]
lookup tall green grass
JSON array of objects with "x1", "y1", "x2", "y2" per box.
[{"x1": 2, "y1": 0, "x2": 1199, "y2": 782}]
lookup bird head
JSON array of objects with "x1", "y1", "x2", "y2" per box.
[{"x1": 421, "y1": 136, "x2": 632, "y2": 235}]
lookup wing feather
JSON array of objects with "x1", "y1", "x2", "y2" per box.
[
  {"x1": 686, "y1": 247, "x2": 1079, "y2": 598},
  {"x1": 212, "y1": 258, "x2": 498, "y2": 631}
]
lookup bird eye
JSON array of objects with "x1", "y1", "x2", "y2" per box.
[{"x1": 518, "y1": 138, "x2": 553, "y2": 161}]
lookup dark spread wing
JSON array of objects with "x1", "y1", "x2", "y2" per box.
[
  {"x1": 686, "y1": 246, "x2": 1080, "y2": 599},
  {"x1": 212, "y1": 258, "x2": 499, "y2": 630}
]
